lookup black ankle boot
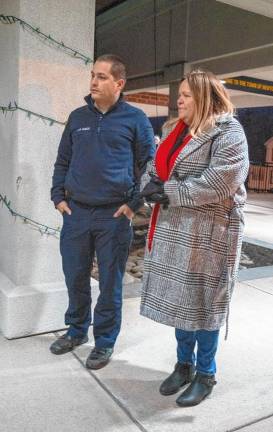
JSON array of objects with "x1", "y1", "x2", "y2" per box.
[
  {"x1": 159, "y1": 362, "x2": 195, "y2": 396},
  {"x1": 176, "y1": 373, "x2": 217, "y2": 407}
]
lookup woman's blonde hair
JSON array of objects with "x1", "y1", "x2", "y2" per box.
[{"x1": 163, "y1": 69, "x2": 234, "y2": 136}]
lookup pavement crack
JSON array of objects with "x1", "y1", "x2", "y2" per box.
[
  {"x1": 226, "y1": 412, "x2": 273, "y2": 431},
  {"x1": 243, "y1": 282, "x2": 273, "y2": 296},
  {"x1": 72, "y1": 351, "x2": 149, "y2": 432}
]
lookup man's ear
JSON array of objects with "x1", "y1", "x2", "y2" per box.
[{"x1": 116, "y1": 79, "x2": 126, "y2": 92}]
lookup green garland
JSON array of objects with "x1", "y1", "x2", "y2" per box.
[
  {"x1": 0, "y1": 193, "x2": 61, "y2": 237},
  {"x1": 0, "y1": 102, "x2": 66, "y2": 126},
  {"x1": 0, "y1": 14, "x2": 93, "y2": 237},
  {"x1": 0, "y1": 14, "x2": 93, "y2": 65}
]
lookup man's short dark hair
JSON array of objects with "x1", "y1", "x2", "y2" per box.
[{"x1": 95, "y1": 54, "x2": 126, "y2": 81}]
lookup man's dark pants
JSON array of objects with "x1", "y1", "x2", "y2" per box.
[{"x1": 60, "y1": 199, "x2": 133, "y2": 348}]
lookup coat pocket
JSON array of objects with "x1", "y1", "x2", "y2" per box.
[{"x1": 211, "y1": 213, "x2": 230, "y2": 244}]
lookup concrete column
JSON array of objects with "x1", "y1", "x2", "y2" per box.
[
  {"x1": 168, "y1": 81, "x2": 180, "y2": 119},
  {"x1": 0, "y1": 0, "x2": 95, "y2": 338}
]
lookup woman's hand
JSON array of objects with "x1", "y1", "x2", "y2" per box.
[{"x1": 140, "y1": 177, "x2": 169, "y2": 206}]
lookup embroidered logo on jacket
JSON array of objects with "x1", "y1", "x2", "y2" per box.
[{"x1": 75, "y1": 127, "x2": 91, "y2": 132}]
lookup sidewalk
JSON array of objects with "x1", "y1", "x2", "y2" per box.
[
  {"x1": 244, "y1": 191, "x2": 273, "y2": 248},
  {"x1": 1, "y1": 277, "x2": 273, "y2": 432},
  {"x1": 1, "y1": 193, "x2": 273, "y2": 432}
]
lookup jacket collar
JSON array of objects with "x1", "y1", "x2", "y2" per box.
[{"x1": 84, "y1": 93, "x2": 124, "y2": 114}]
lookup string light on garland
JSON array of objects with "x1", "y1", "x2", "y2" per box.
[
  {"x1": 0, "y1": 193, "x2": 61, "y2": 237},
  {"x1": 0, "y1": 102, "x2": 66, "y2": 126},
  {"x1": 0, "y1": 14, "x2": 93, "y2": 238},
  {"x1": 0, "y1": 14, "x2": 93, "y2": 65}
]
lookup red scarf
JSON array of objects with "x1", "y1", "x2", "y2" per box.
[{"x1": 147, "y1": 120, "x2": 191, "y2": 251}]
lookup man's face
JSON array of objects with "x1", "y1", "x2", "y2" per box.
[{"x1": 90, "y1": 61, "x2": 124, "y2": 105}]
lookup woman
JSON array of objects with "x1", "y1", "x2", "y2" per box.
[{"x1": 140, "y1": 70, "x2": 249, "y2": 407}]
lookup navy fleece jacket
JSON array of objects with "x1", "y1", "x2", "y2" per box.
[{"x1": 51, "y1": 95, "x2": 155, "y2": 212}]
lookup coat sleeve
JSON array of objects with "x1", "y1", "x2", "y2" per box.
[
  {"x1": 140, "y1": 124, "x2": 172, "y2": 191},
  {"x1": 50, "y1": 115, "x2": 72, "y2": 206},
  {"x1": 164, "y1": 127, "x2": 249, "y2": 207},
  {"x1": 127, "y1": 112, "x2": 155, "y2": 212}
]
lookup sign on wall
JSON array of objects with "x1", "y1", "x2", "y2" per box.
[{"x1": 224, "y1": 76, "x2": 273, "y2": 96}]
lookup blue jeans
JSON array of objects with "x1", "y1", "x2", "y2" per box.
[
  {"x1": 60, "y1": 200, "x2": 132, "y2": 348},
  {"x1": 175, "y1": 329, "x2": 220, "y2": 375}
]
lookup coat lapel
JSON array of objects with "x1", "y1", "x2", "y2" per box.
[{"x1": 169, "y1": 114, "x2": 233, "y2": 177}]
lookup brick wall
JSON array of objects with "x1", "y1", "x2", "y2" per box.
[{"x1": 125, "y1": 92, "x2": 169, "y2": 106}]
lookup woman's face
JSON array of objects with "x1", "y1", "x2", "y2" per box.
[{"x1": 177, "y1": 79, "x2": 195, "y2": 125}]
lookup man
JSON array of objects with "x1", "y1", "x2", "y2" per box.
[{"x1": 50, "y1": 54, "x2": 155, "y2": 369}]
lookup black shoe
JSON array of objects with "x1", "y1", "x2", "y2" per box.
[
  {"x1": 50, "y1": 333, "x2": 88, "y2": 355},
  {"x1": 176, "y1": 373, "x2": 217, "y2": 407},
  {"x1": 159, "y1": 362, "x2": 195, "y2": 396},
  {"x1": 86, "y1": 347, "x2": 113, "y2": 370}
]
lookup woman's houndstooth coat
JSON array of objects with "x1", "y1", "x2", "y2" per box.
[{"x1": 140, "y1": 114, "x2": 249, "y2": 331}]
